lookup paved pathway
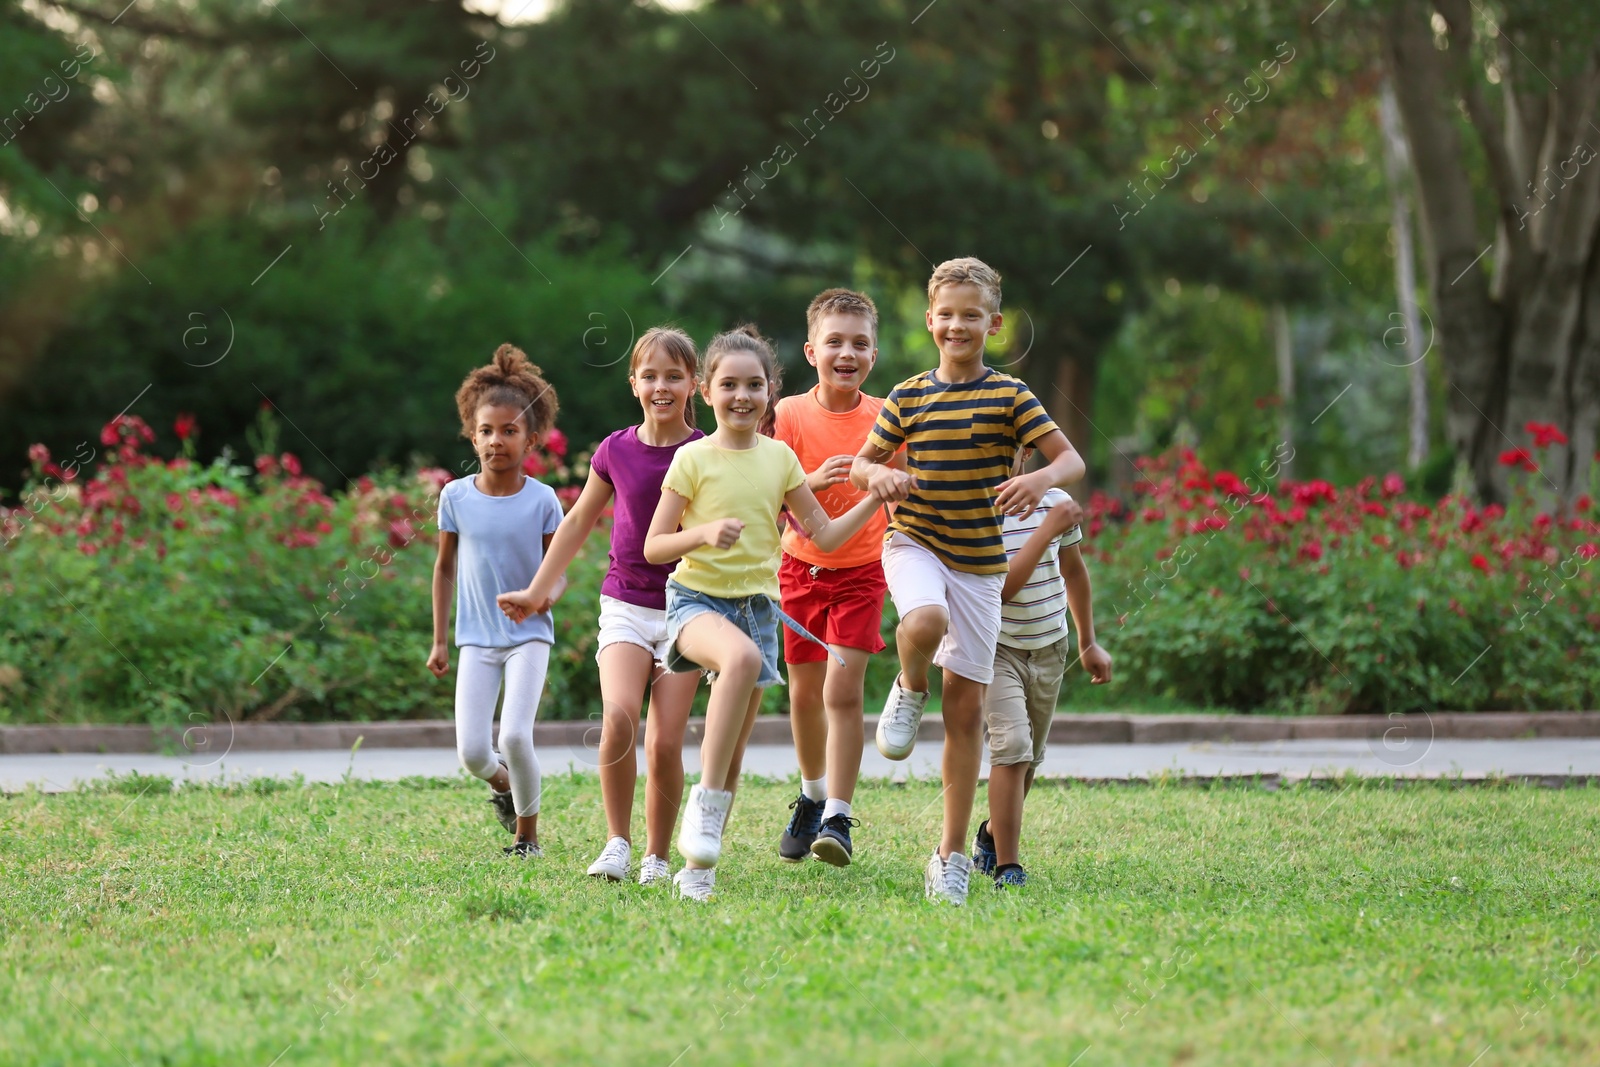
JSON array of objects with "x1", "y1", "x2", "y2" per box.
[{"x1": 6, "y1": 738, "x2": 1600, "y2": 792}]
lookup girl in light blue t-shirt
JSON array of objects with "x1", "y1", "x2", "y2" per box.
[{"x1": 428, "y1": 344, "x2": 564, "y2": 858}]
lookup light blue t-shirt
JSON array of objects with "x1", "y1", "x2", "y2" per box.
[{"x1": 437, "y1": 475, "x2": 564, "y2": 648}]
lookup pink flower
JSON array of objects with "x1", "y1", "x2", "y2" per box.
[
  {"x1": 1382, "y1": 473, "x2": 1404, "y2": 497},
  {"x1": 280, "y1": 453, "x2": 303, "y2": 478},
  {"x1": 27, "y1": 443, "x2": 50, "y2": 468},
  {"x1": 523, "y1": 453, "x2": 549, "y2": 477},
  {"x1": 165, "y1": 492, "x2": 184, "y2": 514},
  {"x1": 1577, "y1": 543, "x2": 1599, "y2": 560},
  {"x1": 545, "y1": 427, "x2": 568, "y2": 458},
  {"x1": 255, "y1": 454, "x2": 280, "y2": 477}
]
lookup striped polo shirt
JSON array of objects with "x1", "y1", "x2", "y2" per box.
[
  {"x1": 999, "y1": 488, "x2": 1083, "y2": 650},
  {"x1": 866, "y1": 367, "x2": 1059, "y2": 574}
]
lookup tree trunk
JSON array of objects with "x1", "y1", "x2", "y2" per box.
[
  {"x1": 1272, "y1": 303, "x2": 1295, "y2": 480},
  {"x1": 1035, "y1": 325, "x2": 1099, "y2": 485},
  {"x1": 1378, "y1": 77, "x2": 1431, "y2": 470},
  {"x1": 1384, "y1": 0, "x2": 1600, "y2": 503}
]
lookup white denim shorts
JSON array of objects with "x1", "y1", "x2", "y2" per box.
[
  {"x1": 595, "y1": 595, "x2": 673, "y2": 665},
  {"x1": 881, "y1": 532, "x2": 1005, "y2": 685}
]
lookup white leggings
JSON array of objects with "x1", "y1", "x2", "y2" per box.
[{"x1": 455, "y1": 641, "x2": 550, "y2": 818}]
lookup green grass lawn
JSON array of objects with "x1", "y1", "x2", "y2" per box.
[{"x1": 3, "y1": 775, "x2": 1598, "y2": 1066}]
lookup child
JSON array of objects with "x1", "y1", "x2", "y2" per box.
[
  {"x1": 772, "y1": 288, "x2": 893, "y2": 867},
  {"x1": 643, "y1": 324, "x2": 888, "y2": 901},
  {"x1": 851, "y1": 257, "x2": 1085, "y2": 906},
  {"x1": 497, "y1": 328, "x2": 704, "y2": 887},
  {"x1": 428, "y1": 344, "x2": 565, "y2": 858},
  {"x1": 973, "y1": 451, "x2": 1111, "y2": 888}
]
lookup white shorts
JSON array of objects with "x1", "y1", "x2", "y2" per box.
[
  {"x1": 595, "y1": 595, "x2": 673, "y2": 665},
  {"x1": 881, "y1": 532, "x2": 1004, "y2": 685}
]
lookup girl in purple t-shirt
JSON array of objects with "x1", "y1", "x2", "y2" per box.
[{"x1": 498, "y1": 327, "x2": 704, "y2": 886}]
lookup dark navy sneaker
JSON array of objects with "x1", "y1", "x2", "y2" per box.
[
  {"x1": 489, "y1": 789, "x2": 517, "y2": 833},
  {"x1": 994, "y1": 863, "x2": 1027, "y2": 889},
  {"x1": 973, "y1": 819, "x2": 997, "y2": 875},
  {"x1": 778, "y1": 794, "x2": 823, "y2": 862},
  {"x1": 810, "y1": 814, "x2": 860, "y2": 867}
]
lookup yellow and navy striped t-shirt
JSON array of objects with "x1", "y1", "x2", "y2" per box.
[{"x1": 866, "y1": 367, "x2": 1059, "y2": 574}]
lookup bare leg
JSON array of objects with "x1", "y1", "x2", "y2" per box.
[
  {"x1": 672, "y1": 614, "x2": 762, "y2": 791},
  {"x1": 822, "y1": 647, "x2": 871, "y2": 803},
  {"x1": 724, "y1": 687, "x2": 765, "y2": 795},
  {"x1": 642, "y1": 667, "x2": 699, "y2": 860},
  {"x1": 595, "y1": 642, "x2": 653, "y2": 842},
  {"x1": 896, "y1": 606, "x2": 948, "y2": 693},
  {"x1": 939, "y1": 670, "x2": 987, "y2": 859},
  {"x1": 986, "y1": 762, "x2": 1029, "y2": 867},
  {"x1": 787, "y1": 660, "x2": 828, "y2": 782}
]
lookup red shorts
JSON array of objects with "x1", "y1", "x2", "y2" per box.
[{"x1": 779, "y1": 552, "x2": 888, "y2": 664}]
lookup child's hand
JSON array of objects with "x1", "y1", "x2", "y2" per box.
[
  {"x1": 995, "y1": 470, "x2": 1048, "y2": 518},
  {"x1": 1045, "y1": 496, "x2": 1085, "y2": 534},
  {"x1": 702, "y1": 518, "x2": 745, "y2": 549},
  {"x1": 808, "y1": 455, "x2": 855, "y2": 492},
  {"x1": 497, "y1": 588, "x2": 541, "y2": 622},
  {"x1": 1080, "y1": 641, "x2": 1112, "y2": 684},
  {"x1": 427, "y1": 643, "x2": 450, "y2": 678},
  {"x1": 866, "y1": 465, "x2": 914, "y2": 503}
]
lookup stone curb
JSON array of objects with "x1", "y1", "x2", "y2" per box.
[{"x1": 3, "y1": 711, "x2": 1597, "y2": 755}]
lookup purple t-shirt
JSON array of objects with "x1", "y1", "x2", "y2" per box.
[{"x1": 591, "y1": 425, "x2": 704, "y2": 610}]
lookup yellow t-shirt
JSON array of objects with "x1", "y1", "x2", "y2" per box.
[{"x1": 661, "y1": 435, "x2": 806, "y2": 599}]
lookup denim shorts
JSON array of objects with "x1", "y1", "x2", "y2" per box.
[{"x1": 664, "y1": 581, "x2": 786, "y2": 688}]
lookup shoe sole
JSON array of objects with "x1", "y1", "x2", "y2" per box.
[
  {"x1": 778, "y1": 852, "x2": 809, "y2": 864},
  {"x1": 587, "y1": 868, "x2": 626, "y2": 882},
  {"x1": 810, "y1": 837, "x2": 852, "y2": 867},
  {"x1": 875, "y1": 733, "x2": 916, "y2": 760}
]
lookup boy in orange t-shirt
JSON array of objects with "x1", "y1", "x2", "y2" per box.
[{"x1": 772, "y1": 288, "x2": 892, "y2": 867}]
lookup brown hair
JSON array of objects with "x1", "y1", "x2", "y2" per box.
[
  {"x1": 805, "y1": 288, "x2": 879, "y2": 340},
  {"x1": 927, "y1": 257, "x2": 1002, "y2": 311},
  {"x1": 629, "y1": 326, "x2": 700, "y2": 430},
  {"x1": 454, "y1": 343, "x2": 559, "y2": 441},
  {"x1": 704, "y1": 323, "x2": 782, "y2": 437}
]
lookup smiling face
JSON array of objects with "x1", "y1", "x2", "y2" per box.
[
  {"x1": 472, "y1": 402, "x2": 536, "y2": 473},
  {"x1": 806, "y1": 312, "x2": 877, "y2": 393},
  {"x1": 926, "y1": 281, "x2": 1002, "y2": 366},
  {"x1": 630, "y1": 343, "x2": 696, "y2": 429},
  {"x1": 702, "y1": 351, "x2": 770, "y2": 434}
]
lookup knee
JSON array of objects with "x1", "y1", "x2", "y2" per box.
[
  {"x1": 987, "y1": 719, "x2": 1033, "y2": 766},
  {"x1": 645, "y1": 731, "x2": 680, "y2": 772},
  {"x1": 899, "y1": 607, "x2": 949, "y2": 647},
  {"x1": 722, "y1": 643, "x2": 764, "y2": 684},
  {"x1": 457, "y1": 738, "x2": 497, "y2": 780}
]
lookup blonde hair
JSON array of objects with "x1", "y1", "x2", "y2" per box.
[
  {"x1": 927, "y1": 257, "x2": 1002, "y2": 312},
  {"x1": 805, "y1": 288, "x2": 879, "y2": 340},
  {"x1": 454, "y1": 344, "x2": 558, "y2": 440},
  {"x1": 704, "y1": 324, "x2": 782, "y2": 437},
  {"x1": 629, "y1": 326, "x2": 699, "y2": 430}
]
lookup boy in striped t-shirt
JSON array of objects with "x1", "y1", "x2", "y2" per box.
[
  {"x1": 850, "y1": 257, "x2": 1086, "y2": 906},
  {"x1": 974, "y1": 456, "x2": 1111, "y2": 889}
]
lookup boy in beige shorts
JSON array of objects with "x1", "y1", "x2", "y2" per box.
[{"x1": 974, "y1": 453, "x2": 1111, "y2": 888}]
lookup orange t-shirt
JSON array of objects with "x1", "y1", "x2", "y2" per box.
[{"x1": 774, "y1": 386, "x2": 890, "y2": 570}]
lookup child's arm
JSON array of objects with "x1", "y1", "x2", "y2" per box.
[
  {"x1": 996, "y1": 429, "x2": 1085, "y2": 519},
  {"x1": 498, "y1": 469, "x2": 613, "y2": 621},
  {"x1": 784, "y1": 482, "x2": 883, "y2": 554},
  {"x1": 808, "y1": 455, "x2": 855, "y2": 493},
  {"x1": 1000, "y1": 498, "x2": 1084, "y2": 604},
  {"x1": 850, "y1": 441, "x2": 913, "y2": 501},
  {"x1": 1059, "y1": 541, "x2": 1112, "y2": 684},
  {"x1": 643, "y1": 488, "x2": 742, "y2": 564},
  {"x1": 428, "y1": 531, "x2": 458, "y2": 678}
]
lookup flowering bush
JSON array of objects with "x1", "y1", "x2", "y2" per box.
[
  {"x1": 0, "y1": 412, "x2": 601, "y2": 724},
  {"x1": 3, "y1": 415, "x2": 1595, "y2": 723},
  {"x1": 1093, "y1": 430, "x2": 1600, "y2": 713}
]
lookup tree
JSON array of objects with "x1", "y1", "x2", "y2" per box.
[{"x1": 1382, "y1": 0, "x2": 1600, "y2": 501}]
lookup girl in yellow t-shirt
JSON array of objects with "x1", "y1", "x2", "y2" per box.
[{"x1": 644, "y1": 324, "x2": 885, "y2": 901}]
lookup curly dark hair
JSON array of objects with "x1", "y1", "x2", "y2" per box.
[{"x1": 454, "y1": 344, "x2": 559, "y2": 441}]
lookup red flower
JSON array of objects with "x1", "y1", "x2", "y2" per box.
[
  {"x1": 280, "y1": 453, "x2": 303, "y2": 478},
  {"x1": 1525, "y1": 421, "x2": 1569, "y2": 448},
  {"x1": 1577, "y1": 495, "x2": 1593, "y2": 514},
  {"x1": 174, "y1": 413, "x2": 197, "y2": 441},
  {"x1": 1299, "y1": 538, "x2": 1323, "y2": 562},
  {"x1": 1470, "y1": 553, "x2": 1490, "y2": 574},
  {"x1": 1382, "y1": 473, "x2": 1404, "y2": 497},
  {"x1": 1578, "y1": 543, "x2": 1600, "y2": 560},
  {"x1": 1213, "y1": 471, "x2": 1248, "y2": 498},
  {"x1": 523, "y1": 453, "x2": 549, "y2": 477},
  {"x1": 415, "y1": 467, "x2": 453, "y2": 493},
  {"x1": 545, "y1": 427, "x2": 568, "y2": 458},
  {"x1": 255, "y1": 454, "x2": 279, "y2": 477},
  {"x1": 1498, "y1": 447, "x2": 1538, "y2": 471},
  {"x1": 165, "y1": 492, "x2": 184, "y2": 514},
  {"x1": 1141, "y1": 506, "x2": 1163, "y2": 524}
]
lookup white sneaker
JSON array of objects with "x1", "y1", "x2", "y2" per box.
[
  {"x1": 639, "y1": 854, "x2": 671, "y2": 886},
  {"x1": 924, "y1": 849, "x2": 973, "y2": 905},
  {"x1": 677, "y1": 785, "x2": 733, "y2": 867},
  {"x1": 673, "y1": 866, "x2": 716, "y2": 902},
  {"x1": 875, "y1": 677, "x2": 930, "y2": 759},
  {"x1": 586, "y1": 836, "x2": 631, "y2": 882}
]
